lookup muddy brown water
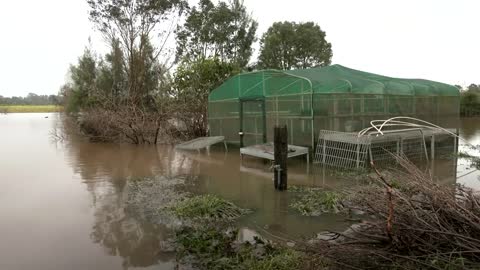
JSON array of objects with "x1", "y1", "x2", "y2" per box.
[{"x1": 0, "y1": 113, "x2": 479, "y2": 270}]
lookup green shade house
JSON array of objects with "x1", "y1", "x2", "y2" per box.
[{"x1": 207, "y1": 64, "x2": 460, "y2": 148}]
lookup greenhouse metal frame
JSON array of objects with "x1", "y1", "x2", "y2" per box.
[{"x1": 207, "y1": 65, "x2": 460, "y2": 149}]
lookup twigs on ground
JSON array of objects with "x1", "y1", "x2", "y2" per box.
[
  {"x1": 309, "y1": 154, "x2": 480, "y2": 269},
  {"x1": 370, "y1": 160, "x2": 394, "y2": 241}
]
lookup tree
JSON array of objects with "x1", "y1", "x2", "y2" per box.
[
  {"x1": 461, "y1": 83, "x2": 480, "y2": 116},
  {"x1": 176, "y1": 0, "x2": 257, "y2": 68},
  {"x1": 172, "y1": 58, "x2": 239, "y2": 136},
  {"x1": 467, "y1": 84, "x2": 480, "y2": 93},
  {"x1": 87, "y1": 0, "x2": 187, "y2": 101},
  {"x1": 68, "y1": 48, "x2": 98, "y2": 111},
  {"x1": 96, "y1": 38, "x2": 126, "y2": 99},
  {"x1": 258, "y1": 21, "x2": 332, "y2": 70}
]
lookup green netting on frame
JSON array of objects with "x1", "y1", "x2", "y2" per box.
[{"x1": 208, "y1": 64, "x2": 460, "y2": 148}]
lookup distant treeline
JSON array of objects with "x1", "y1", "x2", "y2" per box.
[
  {"x1": 458, "y1": 84, "x2": 480, "y2": 116},
  {"x1": 0, "y1": 93, "x2": 62, "y2": 105}
]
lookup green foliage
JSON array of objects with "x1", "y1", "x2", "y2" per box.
[
  {"x1": 175, "y1": 226, "x2": 303, "y2": 270},
  {"x1": 64, "y1": 39, "x2": 168, "y2": 112},
  {"x1": 96, "y1": 39, "x2": 126, "y2": 98},
  {"x1": 66, "y1": 48, "x2": 98, "y2": 112},
  {"x1": 86, "y1": 0, "x2": 185, "y2": 103},
  {"x1": 173, "y1": 194, "x2": 249, "y2": 221},
  {"x1": 290, "y1": 187, "x2": 344, "y2": 216},
  {"x1": 172, "y1": 58, "x2": 239, "y2": 136},
  {"x1": 176, "y1": 0, "x2": 257, "y2": 68},
  {"x1": 258, "y1": 21, "x2": 332, "y2": 70},
  {"x1": 460, "y1": 83, "x2": 480, "y2": 116},
  {"x1": 87, "y1": 0, "x2": 186, "y2": 34},
  {"x1": 427, "y1": 255, "x2": 469, "y2": 270},
  {"x1": 174, "y1": 0, "x2": 251, "y2": 137}
]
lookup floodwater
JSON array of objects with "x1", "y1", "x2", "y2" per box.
[{"x1": 0, "y1": 113, "x2": 479, "y2": 270}]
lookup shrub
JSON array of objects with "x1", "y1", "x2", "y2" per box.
[
  {"x1": 173, "y1": 194, "x2": 249, "y2": 222},
  {"x1": 175, "y1": 226, "x2": 304, "y2": 270},
  {"x1": 310, "y1": 156, "x2": 480, "y2": 269},
  {"x1": 289, "y1": 187, "x2": 345, "y2": 216}
]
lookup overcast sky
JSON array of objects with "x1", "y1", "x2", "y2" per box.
[{"x1": 0, "y1": 0, "x2": 479, "y2": 97}]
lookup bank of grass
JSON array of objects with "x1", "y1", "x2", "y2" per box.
[
  {"x1": 171, "y1": 194, "x2": 306, "y2": 269},
  {"x1": 0, "y1": 105, "x2": 63, "y2": 113},
  {"x1": 172, "y1": 194, "x2": 250, "y2": 222},
  {"x1": 175, "y1": 226, "x2": 305, "y2": 270},
  {"x1": 289, "y1": 186, "x2": 345, "y2": 216}
]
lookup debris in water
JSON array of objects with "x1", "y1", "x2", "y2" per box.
[{"x1": 125, "y1": 175, "x2": 190, "y2": 227}]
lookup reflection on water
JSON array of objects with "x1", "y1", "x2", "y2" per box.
[
  {"x1": 457, "y1": 118, "x2": 480, "y2": 189},
  {"x1": 0, "y1": 113, "x2": 479, "y2": 269}
]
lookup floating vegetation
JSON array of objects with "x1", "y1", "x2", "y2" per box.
[
  {"x1": 171, "y1": 194, "x2": 301, "y2": 269},
  {"x1": 289, "y1": 187, "x2": 345, "y2": 216},
  {"x1": 125, "y1": 175, "x2": 189, "y2": 226},
  {"x1": 173, "y1": 194, "x2": 250, "y2": 222},
  {"x1": 175, "y1": 226, "x2": 304, "y2": 270}
]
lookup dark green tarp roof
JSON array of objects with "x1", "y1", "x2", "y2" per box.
[
  {"x1": 209, "y1": 64, "x2": 459, "y2": 101},
  {"x1": 286, "y1": 64, "x2": 459, "y2": 96}
]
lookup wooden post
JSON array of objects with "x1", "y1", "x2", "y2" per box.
[{"x1": 274, "y1": 125, "x2": 288, "y2": 190}]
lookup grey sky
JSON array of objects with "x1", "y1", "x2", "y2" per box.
[{"x1": 0, "y1": 0, "x2": 478, "y2": 97}]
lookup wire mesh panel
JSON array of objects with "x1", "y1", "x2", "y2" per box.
[
  {"x1": 314, "y1": 130, "x2": 371, "y2": 169},
  {"x1": 369, "y1": 130, "x2": 428, "y2": 165},
  {"x1": 314, "y1": 129, "x2": 431, "y2": 169},
  {"x1": 208, "y1": 99, "x2": 239, "y2": 143},
  {"x1": 241, "y1": 100, "x2": 266, "y2": 147},
  {"x1": 402, "y1": 138, "x2": 428, "y2": 160},
  {"x1": 432, "y1": 134, "x2": 457, "y2": 158},
  {"x1": 369, "y1": 139, "x2": 400, "y2": 163}
]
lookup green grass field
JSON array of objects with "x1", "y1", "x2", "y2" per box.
[{"x1": 0, "y1": 105, "x2": 63, "y2": 113}]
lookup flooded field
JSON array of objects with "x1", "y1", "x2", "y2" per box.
[{"x1": 0, "y1": 113, "x2": 479, "y2": 269}]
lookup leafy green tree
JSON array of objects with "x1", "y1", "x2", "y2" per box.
[
  {"x1": 173, "y1": 0, "x2": 256, "y2": 136},
  {"x1": 467, "y1": 84, "x2": 480, "y2": 93},
  {"x1": 96, "y1": 38, "x2": 126, "y2": 100},
  {"x1": 461, "y1": 84, "x2": 480, "y2": 116},
  {"x1": 68, "y1": 48, "x2": 98, "y2": 111},
  {"x1": 258, "y1": 21, "x2": 332, "y2": 70},
  {"x1": 173, "y1": 58, "x2": 239, "y2": 136},
  {"x1": 176, "y1": 0, "x2": 257, "y2": 68},
  {"x1": 87, "y1": 0, "x2": 186, "y2": 101}
]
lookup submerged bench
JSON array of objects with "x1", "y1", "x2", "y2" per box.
[
  {"x1": 175, "y1": 136, "x2": 227, "y2": 151},
  {"x1": 240, "y1": 143, "x2": 309, "y2": 163}
]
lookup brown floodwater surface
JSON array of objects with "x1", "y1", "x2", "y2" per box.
[{"x1": 0, "y1": 113, "x2": 479, "y2": 270}]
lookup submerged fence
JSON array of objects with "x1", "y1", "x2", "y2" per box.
[{"x1": 314, "y1": 128, "x2": 456, "y2": 169}]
